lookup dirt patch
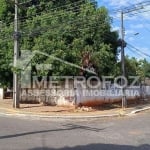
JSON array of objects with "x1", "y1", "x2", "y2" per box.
[{"x1": 0, "y1": 98, "x2": 150, "y2": 115}]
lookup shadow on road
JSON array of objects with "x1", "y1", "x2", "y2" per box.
[
  {"x1": 28, "y1": 144, "x2": 150, "y2": 150},
  {"x1": 63, "y1": 123, "x2": 104, "y2": 132},
  {"x1": 0, "y1": 124, "x2": 104, "y2": 139}
]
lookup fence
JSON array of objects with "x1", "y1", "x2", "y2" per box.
[
  {"x1": 76, "y1": 85, "x2": 150, "y2": 106},
  {"x1": 20, "y1": 83, "x2": 150, "y2": 106}
]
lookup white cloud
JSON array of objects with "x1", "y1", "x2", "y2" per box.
[
  {"x1": 126, "y1": 46, "x2": 150, "y2": 61},
  {"x1": 105, "y1": 0, "x2": 146, "y2": 8},
  {"x1": 128, "y1": 37, "x2": 135, "y2": 42},
  {"x1": 138, "y1": 47, "x2": 149, "y2": 54},
  {"x1": 130, "y1": 24, "x2": 144, "y2": 29},
  {"x1": 111, "y1": 25, "x2": 120, "y2": 31},
  {"x1": 109, "y1": 0, "x2": 129, "y2": 7},
  {"x1": 110, "y1": 12, "x2": 138, "y2": 22},
  {"x1": 101, "y1": 0, "x2": 150, "y2": 20},
  {"x1": 137, "y1": 5, "x2": 150, "y2": 20},
  {"x1": 125, "y1": 29, "x2": 136, "y2": 36},
  {"x1": 98, "y1": 0, "x2": 150, "y2": 62},
  {"x1": 134, "y1": 46, "x2": 150, "y2": 60},
  {"x1": 111, "y1": 25, "x2": 120, "y2": 36}
]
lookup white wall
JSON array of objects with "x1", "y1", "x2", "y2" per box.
[
  {"x1": 0, "y1": 88, "x2": 4, "y2": 100},
  {"x1": 76, "y1": 86, "x2": 150, "y2": 105}
]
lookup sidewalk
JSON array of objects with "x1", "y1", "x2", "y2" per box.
[{"x1": 0, "y1": 99, "x2": 150, "y2": 119}]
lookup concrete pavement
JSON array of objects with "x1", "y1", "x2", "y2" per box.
[{"x1": 0, "y1": 110, "x2": 150, "y2": 150}]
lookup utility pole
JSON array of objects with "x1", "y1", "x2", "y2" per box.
[
  {"x1": 121, "y1": 11, "x2": 126, "y2": 109},
  {"x1": 120, "y1": 4, "x2": 145, "y2": 109},
  {"x1": 13, "y1": 0, "x2": 20, "y2": 108}
]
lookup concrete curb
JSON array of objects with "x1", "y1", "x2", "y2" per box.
[
  {"x1": 129, "y1": 106, "x2": 150, "y2": 115},
  {"x1": 0, "y1": 105, "x2": 150, "y2": 120},
  {"x1": 0, "y1": 111, "x2": 119, "y2": 119},
  {"x1": 2, "y1": 113, "x2": 120, "y2": 119}
]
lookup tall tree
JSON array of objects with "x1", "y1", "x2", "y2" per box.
[{"x1": 0, "y1": 0, "x2": 119, "y2": 87}]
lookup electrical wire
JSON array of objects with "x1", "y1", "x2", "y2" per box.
[
  {"x1": 0, "y1": 0, "x2": 120, "y2": 43},
  {"x1": 127, "y1": 43, "x2": 150, "y2": 58},
  {"x1": 20, "y1": 16, "x2": 109, "y2": 36},
  {"x1": 3, "y1": 0, "x2": 150, "y2": 28},
  {"x1": 1, "y1": 10, "x2": 114, "y2": 40},
  {"x1": 127, "y1": 9, "x2": 150, "y2": 33},
  {"x1": 126, "y1": 46, "x2": 145, "y2": 58},
  {"x1": 18, "y1": 0, "x2": 86, "y2": 21},
  {"x1": 1, "y1": 0, "x2": 97, "y2": 28}
]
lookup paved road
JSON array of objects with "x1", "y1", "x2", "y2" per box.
[{"x1": 0, "y1": 111, "x2": 150, "y2": 150}]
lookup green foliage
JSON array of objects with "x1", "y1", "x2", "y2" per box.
[
  {"x1": 113, "y1": 56, "x2": 150, "y2": 84},
  {"x1": 138, "y1": 59, "x2": 150, "y2": 80},
  {"x1": 0, "y1": 0, "x2": 14, "y2": 23},
  {"x1": 0, "y1": 0, "x2": 120, "y2": 87},
  {"x1": 0, "y1": 22, "x2": 13, "y2": 87},
  {"x1": 125, "y1": 56, "x2": 140, "y2": 77},
  {"x1": 125, "y1": 57, "x2": 150, "y2": 81}
]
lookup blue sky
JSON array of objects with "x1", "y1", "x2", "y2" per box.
[{"x1": 97, "y1": 0, "x2": 150, "y2": 61}]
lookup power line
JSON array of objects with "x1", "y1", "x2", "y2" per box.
[
  {"x1": 108, "y1": 1, "x2": 150, "y2": 14},
  {"x1": 0, "y1": 9, "x2": 115, "y2": 39},
  {"x1": 122, "y1": 1, "x2": 150, "y2": 14},
  {"x1": 0, "y1": 19, "x2": 119, "y2": 49},
  {"x1": 0, "y1": 16, "x2": 116, "y2": 49},
  {"x1": 118, "y1": 1, "x2": 150, "y2": 109},
  {"x1": 2, "y1": 0, "x2": 95, "y2": 28},
  {"x1": 126, "y1": 46, "x2": 145, "y2": 58},
  {"x1": 5, "y1": 0, "x2": 146, "y2": 28},
  {"x1": 0, "y1": 4, "x2": 119, "y2": 44},
  {"x1": 0, "y1": 1, "x2": 120, "y2": 44},
  {"x1": 18, "y1": 9, "x2": 87, "y2": 29},
  {"x1": 127, "y1": 43, "x2": 150, "y2": 58},
  {"x1": 21, "y1": 17, "x2": 109, "y2": 35},
  {"x1": 127, "y1": 9, "x2": 150, "y2": 33},
  {"x1": 129, "y1": 9, "x2": 150, "y2": 15},
  {"x1": 0, "y1": 0, "x2": 100, "y2": 37},
  {"x1": 18, "y1": 0, "x2": 86, "y2": 20},
  {"x1": 3, "y1": 0, "x2": 150, "y2": 28}
]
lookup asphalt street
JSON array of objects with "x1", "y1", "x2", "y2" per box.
[{"x1": 0, "y1": 111, "x2": 150, "y2": 150}]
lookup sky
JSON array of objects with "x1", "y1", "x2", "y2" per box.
[{"x1": 97, "y1": 0, "x2": 150, "y2": 61}]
